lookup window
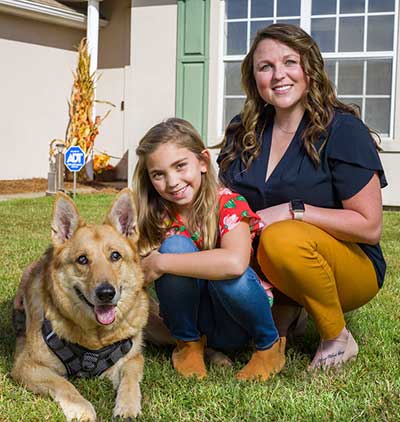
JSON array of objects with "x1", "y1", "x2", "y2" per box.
[{"x1": 222, "y1": 0, "x2": 398, "y2": 138}]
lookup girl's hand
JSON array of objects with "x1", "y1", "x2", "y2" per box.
[
  {"x1": 256, "y1": 202, "x2": 292, "y2": 228},
  {"x1": 141, "y1": 250, "x2": 164, "y2": 285}
]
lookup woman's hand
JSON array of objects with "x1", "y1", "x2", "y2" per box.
[
  {"x1": 256, "y1": 202, "x2": 292, "y2": 228},
  {"x1": 141, "y1": 250, "x2": 164, "y2": 286}
]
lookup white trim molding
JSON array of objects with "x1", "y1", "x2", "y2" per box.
[
  {"x1": 380, "y1": 140, "x2": 400, "y2": 153},
  {"x1": 0, "y1": 0, "x2": 108, "y2": 29}
]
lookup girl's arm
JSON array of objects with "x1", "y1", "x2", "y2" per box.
[
  {"x1": 257, "y1": 173, "x2": 382, "y2": 245},
  {"x1": 141, "y1": 221, "x2": 252, "y2": 285}
]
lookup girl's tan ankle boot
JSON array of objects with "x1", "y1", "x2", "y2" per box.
[
  {"x1": 236, "y1": 337, "x2": 286, "y2": 381},
  {"x1": 172, "y1": 336, "x2": 207, "y2": 379}
]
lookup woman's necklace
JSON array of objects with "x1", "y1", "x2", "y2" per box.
[{"x1": 274, "y1": 122, "x2": 297, "y2": 134}]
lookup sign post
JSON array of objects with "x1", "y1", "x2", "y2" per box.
[{"x1": 64, "y1": 146, "x2": 86, "y2": 200}]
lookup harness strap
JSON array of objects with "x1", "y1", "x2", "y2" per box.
[{"x1": 42, "y1": 318, "x2": 133, "y2": 378}]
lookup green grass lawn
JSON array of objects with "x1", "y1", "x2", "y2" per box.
[{"x1": 0, "y1": 194, "x2": 399, "y2": 421}]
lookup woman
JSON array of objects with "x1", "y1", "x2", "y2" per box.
[{"x1": 218, "y1": 23, "x2": 387, "y2": 370}]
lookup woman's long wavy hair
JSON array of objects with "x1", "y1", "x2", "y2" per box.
[
  {"x1": 132, "y1": 118, "x2": 219, "y2": 256},
  {"x1": 219, "y1": 23, "x2": 379, "y2": 171}
]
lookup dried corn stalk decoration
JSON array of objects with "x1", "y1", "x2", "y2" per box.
[
  {"x1": 93, "y1": 152, "x2": 113, "y2": 174},
  {"x1": 63, "y1": 38, "x2": 114, "y2": 173}
]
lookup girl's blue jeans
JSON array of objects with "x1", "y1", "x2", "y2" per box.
[{"x1": 155, "y1": 235, "x2": 279, "y2": 351}]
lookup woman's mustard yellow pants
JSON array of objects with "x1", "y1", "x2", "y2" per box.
[{"x1": 257, "y1": 221, "x2": 379, "y2": 340}]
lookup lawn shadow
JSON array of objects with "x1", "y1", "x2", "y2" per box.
[
  {"x1": 143, "y1": 342, "x2": 174, "y2": 362},
  {"x1": 0, "y1": 298, "x2": 17, "y2": 371}
]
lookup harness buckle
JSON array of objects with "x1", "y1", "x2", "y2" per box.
[{"x1": 81, "y1": 352, "x2": 99, "y2": 372}]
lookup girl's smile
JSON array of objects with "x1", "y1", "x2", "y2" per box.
[
  {"x1": 169, "y1": 184, "x2": 189, "y2": 199},
  {"x1": 146, "y1": 142, "x2": 209, "y2": 214}
]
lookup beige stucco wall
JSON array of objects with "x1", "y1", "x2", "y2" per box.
[
  {"x1": 378, "y1": 6, "x2": 400, "y2": 206},
  {"x1": 380, "y1": 154, "x2": 400, "y2": 206},
  {"x1": 208, "y1": 0, "x2": 224, "y2": 146},
  {"x1": 127, "y1": 0, "x2": 178, "y2": 185},
  {"x1": 0, "y1": 12, "x2": 84, "y2": 180},
  {"x1": 95, "y1": 0, "x2": 131, "y2": 180},
  {"x1": 0, "y1": 0, "x2": 131, "y2": 181}
]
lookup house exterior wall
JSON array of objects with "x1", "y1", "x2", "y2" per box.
[
  {"x1": 95, "y1": 0, "x2": 131, "y2": 180},
  {"x1": 207, "y1": 0, "x2": 223, "y2": 146},
  {"x1": 1, "y1": 0, "x2": 399, "y2": 206},
  {"x1": 0, "y1": 0, "x2": 130, "y2": 181},
  {"x1": 381, "y1": 8, "x2": 400, "y2": 206},
  {"x1": 0, "y1": 12, "x2": 84, "y2": 180},
  {"x1": 127, "y1": 0, "x2": 177, "y2": 185},
  {"x1": 381, "y1": 154, "x2": 400, "y2": 206}
]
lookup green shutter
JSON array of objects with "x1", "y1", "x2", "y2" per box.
[{"x1": 176, "y1": 0, "x2": 210, "y2": 142}]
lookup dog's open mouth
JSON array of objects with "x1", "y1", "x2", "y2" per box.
[
  {"x1": 94, "y1": 305, "x2": 116, "y2": 325},
  {"x1": 74, "y1": 287, "x2": 117, "y2": 326}
]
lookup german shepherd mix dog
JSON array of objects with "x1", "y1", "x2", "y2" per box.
[{"x1": 11, "y1": 189, "x2": 149, "y2": 421}]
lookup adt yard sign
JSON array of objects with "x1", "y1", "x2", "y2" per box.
[{"x1": 64, "y1": 145, "x2": 85, "y2": 172}]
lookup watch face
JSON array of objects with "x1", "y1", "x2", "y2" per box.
[{"x1": 291, "y1": 199, "x2": 305, "y2": 211}]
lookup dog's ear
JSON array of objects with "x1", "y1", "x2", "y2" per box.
[
  {"x1": 51, "y1": 192, "x2": 81, "y2": 246},
  {"x1": 105, "y1": 188, "x2": 137, "y2": 238}
]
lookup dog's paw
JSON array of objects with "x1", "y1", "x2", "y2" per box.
[
  {"x1": 205, "y1": 347, "x2": 233, "y2": 367},
  {"x1": 113, "y1": 399, "x2": 141, "y2": 421},
  {"x1": 63, "y1": 399, "x2": 96, "y2": 422}
]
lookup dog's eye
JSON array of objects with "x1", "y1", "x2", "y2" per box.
[
  {"x1": 77, "y1": 255, "x2": 89, "y2": 265},
  {"x1": 110, "y1": 251, "x2": 121, "y2": 262}
]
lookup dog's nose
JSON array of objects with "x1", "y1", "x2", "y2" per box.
[{"x1": 95, "y1": 283, "x2": 116, "y2": 302}]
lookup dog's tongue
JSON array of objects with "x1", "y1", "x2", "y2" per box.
[{"x1": 94, "y1": 305, "x2": 116, "y2": 325}]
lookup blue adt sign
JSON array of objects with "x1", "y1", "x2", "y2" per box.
[{"x1": 64, "y1": 145, "x2": 86, "y2": 172}]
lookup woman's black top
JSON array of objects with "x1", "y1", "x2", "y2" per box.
[{"x1": 218, "y1": 110, "x2": 387, "y2": 287}]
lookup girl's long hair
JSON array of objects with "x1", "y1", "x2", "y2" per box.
[
  {"x1": 219, "y1": 23, "x2": 380, "y2": 171},
  {"x1": 132, "y1": 118, "x2": 219, "y2": 256}
]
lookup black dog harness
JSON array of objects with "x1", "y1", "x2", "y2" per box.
[{"x1": 42, "y1": 318, "x2": 133, "y2": 378}]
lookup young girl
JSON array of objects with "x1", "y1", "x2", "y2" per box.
[{"x1": 132, "y1": 118, "x2": 285, "y2": 380}]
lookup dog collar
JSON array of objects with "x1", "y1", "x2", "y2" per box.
[{"x1": 42, "y1": 318, "x2": 133, "y2": 378}]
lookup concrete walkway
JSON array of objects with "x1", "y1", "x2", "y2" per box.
[{"x1": 0, "y1": 192, "x2": 47, "y2": 202}]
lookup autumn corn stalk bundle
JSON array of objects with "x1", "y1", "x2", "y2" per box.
[
  {"x1": 62, "y1": 38, "x2": 114, "y2": 176},
  {"x1": 65, "y1": 38, "x2": 97, "y2": 155}
]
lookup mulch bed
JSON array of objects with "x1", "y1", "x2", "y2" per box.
[{"x1": 0, "y1": 178, "x2": 123, "y2": 195}]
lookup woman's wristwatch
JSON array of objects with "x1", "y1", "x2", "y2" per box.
[{"x1": 289, "y1": 199, "x2": 305, "y2": 220}]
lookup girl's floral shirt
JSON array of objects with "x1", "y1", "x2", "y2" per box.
[{"x1": 163, "y1": 187, "x2": 273, "y2": 302}]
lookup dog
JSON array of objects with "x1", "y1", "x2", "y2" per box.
[{"x1": 11, "y1": 188, "x2": 149, "y2": 421}]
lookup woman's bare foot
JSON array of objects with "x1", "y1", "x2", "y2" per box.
[{"x1": 308, "y1": 327, "x2": 359, "y2": 370}]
